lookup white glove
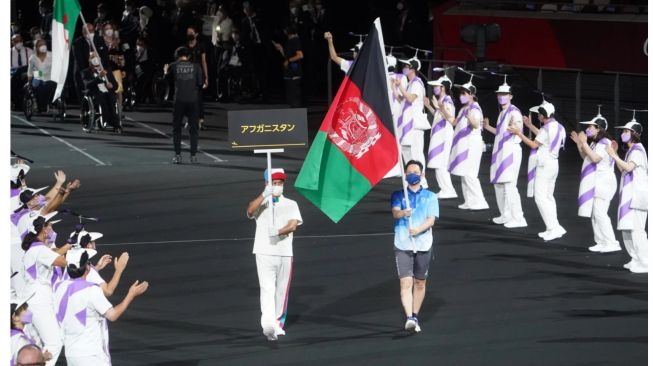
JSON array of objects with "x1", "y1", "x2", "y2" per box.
[
  {"x1": 268, "y1": 227, "x2": 278, "y2": 237},
  {"x1": 262, "y1": 185, "x2": 272, "y2": 198}
]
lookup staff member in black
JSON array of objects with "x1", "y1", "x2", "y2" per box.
[
  {"x1": 164, "y1": 47, "x2": 203, "y2": 164},
  {"x1": 273, "y1": 25, "x2": 303, "y2": 108}
]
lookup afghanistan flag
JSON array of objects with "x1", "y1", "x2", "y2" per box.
[
  {"x1": 51, "y1": 0, "x2": 81, "y2": 101},
  {"x1": 295, "y1": 18, "x2": 398, "y2": 223}
]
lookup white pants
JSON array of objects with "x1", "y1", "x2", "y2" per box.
[
  {"x1": 434, "y1": 168, "x2": 456, "y2": 197},
  {"x1": 461, "y1": 176, "x2": 488, "y2": 209},
  {"x1": 534, "y1": 159, "x2": 562, "y2": 231},
  {"x1": 28, "y1": 299, "x2": 63, "y2": 366},
  {"x1": 10, "y1": 238, "x2": 25, "y2": 299},
  {"x1": 66, "y1": 354, "x2": 111, "y2": 366},
  {"x1": 402, "y1": 131, "x2": 428, "y2": 188},
  {"x1": 494, "y1": 180, "x2": 524, "y2": 222},
  {"x1": 591, "y1": 197, "x2": 619, "y2": 246},
  {"x1": 255, "y1": 254, "x2": 293, "y2": 331},
  {"x1": 622, "y1": 210, "x2": 648, "y2": 268}
]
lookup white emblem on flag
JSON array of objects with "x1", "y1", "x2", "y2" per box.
[{"x1": 328, "y1": 96, "x2": 381, "y2": 159}]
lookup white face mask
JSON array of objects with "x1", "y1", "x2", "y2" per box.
[
  {"x1": 272, "y1": 186, "x2": 284, "y2": 197},
  {"x1": 136, "y1": 45, "x2": 144, "y2": 53},
  {"x1": 91, "y1": 57, "x2": 101, "y2": 66},
  {"x1": 104, "y1": 29, "x2": 114, "y2": 37},
  {"x1": 86, "y1": 32, "x2": 95, "y2": 39},
  {"x1": 38, "y1": 45, "x2": 48, "y2": 53},
  {"x1": 15, "y1": 42, "x2": 23, "y2": 50}
]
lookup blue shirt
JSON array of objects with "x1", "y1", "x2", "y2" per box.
[{"x1": 391, "y1": 187, "x2": 439, "y2": 251}]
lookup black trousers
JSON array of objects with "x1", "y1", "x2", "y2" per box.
[
  {"x1": 34, "y1": 81, "x2": 57, "y2": 111},
  {"x1": 172, "y1": 101, "x2": 199, "y2": 156},
  {"x1": 11, "y1": 69, "x2": 27, "y2": 109},
  {"x1": 284, "y1": 78, "x2": 302, "y2": 108}
]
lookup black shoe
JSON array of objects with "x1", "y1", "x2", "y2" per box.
[
  {"x1": 172, "y1": 155, "x2": 182, "y2": 164},
  {"x1": 113, "y1": 127, "x2": 123, "y2": 134},
  {"x1": 199, "y1": 124, "x2": 207, "y2": 131}
]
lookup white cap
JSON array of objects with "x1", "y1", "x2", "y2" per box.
[
  {"x1": 386, "y1": 54, "x2": 397, "y2": 68},
  {"x1": 350, "y1": 41, "x2": 363, "y2": 52},
  {"x1": 77, "y1": 230, "x2": 104, "y2": 247},
  {"x1": 579, "y1": 115, "x2": 608, "y2": 130},
  {"x1": 398, "y1": 58, "x2": 421, "y2": 71},
  {"x1": 10, "y1": 163, "x2": 30, "y2": 183},
  {"x1": 495, "y1": 83, "x2": 511, "y2": 94},
  {"x1": 10, "y1": 292, "x2": 35, "y2": 314},
  {"x1": 529, "y1": 101, "x2": 555, "y2": 118},
  {"x1": 614, "y1": 121, "x2": 643, "y2": 135},
  {"x1": 454, "y1": 81, "x2": 476, "y2": 94},
  {"x1": 427, "y1": 75, "x2": 452, "y2": 87},
  {"x1": 66, "y1": 247, "x2": 97, "y2": 268},
  {"x1": 28, "y1": 211, "x2": 60, "y2": 234}
]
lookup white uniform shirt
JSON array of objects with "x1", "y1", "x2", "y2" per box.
[
  {"x1": 249, "y1": 196, "x2": 303, "y2": 257},
  {"x1": 10, "y1": 329, "x2": 34, "y2": 365},
  {"x1": 534, "y1": 121, "x2": 564, "y2": 163},
  {"x1": 340, "y1": 59, "x2": 352, "y2": 73},
  {"x1": 87, "y1": 266, "x2": 106, "y2": 285},
  {"x1": 22, "y1": 242, "x2": 59, "y2": 303},
  {"x1": 11, "y1": 46, "x2": 33, "y2": 68},
  {"x1": 27, "y1": 52, "x2": 52, "y2": 81},
  {"x1": 54, "y1": 280, "x2": 113, "y2": 358}
]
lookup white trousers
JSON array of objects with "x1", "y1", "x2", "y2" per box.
[
  {"x1": 461, "y1": 176, "x2": 488, "y2": 209},
  {"x1": 534, "y1": 159, "x2": 562, "y2": 231},
  {"x1": 66, "y1": 354, "x2": 111, "y2": 366},
  {"x1": 28, "y1": 299, "x2": 63, "y2": 366},
  {"x1": 256, "y1": 254, "x2": 293, "y2": 331},
  {"x1": 494, "y1": 180, "x2": 524, "y2": 222},
  {"x1": 591, "y1": 197, "x2": 619, "y2": 246},
  {"x1": 434, "y1": 168, "x2": 456, "y2": 196},
  {"x1": 622, "y1": 210, "x2": 648, "y2": 268},
  {"x1": 402, "y1": 131, "x2": 428, "y2": 188},
  {"x1": 10, "y1": 238, "x2": 25, "y2": 299}
]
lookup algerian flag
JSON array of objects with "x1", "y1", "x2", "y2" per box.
[{"x1": 51, "y1": 0, "x2": 81, "y2": 102}]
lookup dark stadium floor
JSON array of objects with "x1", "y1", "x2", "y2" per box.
[{"x1": 10, "y1": 101, "x2": 647, "y2": 366}]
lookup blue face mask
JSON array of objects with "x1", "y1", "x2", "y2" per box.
[{"x1": 406, "y1": 173, "x2": 421, "y2": 185}]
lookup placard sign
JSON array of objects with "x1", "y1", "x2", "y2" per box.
[{"x1": 228, "y1": 108, "x2": 308, "y2": 150}]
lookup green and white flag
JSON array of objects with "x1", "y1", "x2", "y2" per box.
[{"x1": 51, "y1": 0, "x2": 81, "y2": 101}]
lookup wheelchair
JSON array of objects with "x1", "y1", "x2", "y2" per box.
[
  {"x1": 80, "y1": 90, "x2": 122, "y2": 133},
  {"x1": 22, "y1": 83, "x2": 66, "y2": 122}
]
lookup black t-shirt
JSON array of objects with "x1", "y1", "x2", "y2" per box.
[
  {"x1": 283, "y1": 36, "x2": 302, "y2": 78},
  {"x1": 167, "y1": 60, "x2": 203, "y2": 103},
  {"x1": 188, "y1": 42, "x2": 206, "y2": 66}
]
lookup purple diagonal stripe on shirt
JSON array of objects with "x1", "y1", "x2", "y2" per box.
[
  {"x1": 580, "y1": 162, "x2": 597, "y2": 179},
  {"x1": 549, "y1": 122, "x2": 563, "y2": 152},
  {"x1": 578, "y1": 188, "x2": 595, "y2": 207},
  {"x1": 430, "y1": 118, "x2": 446, "y2": 137},
  {"x1": 400, "y1": 120, "x2": 414, "y2": 143},
  {"x1": 428, "y1": 142, "x2": 446, "y2": 161},
  {"x1": 449, "y1": 150, "x2": 469, "y2": 172},
  {"x1": 451, "y1": 125, "x2": 472, "y2": 148},
  {"x1": 56, "y1": 279, "x2": 96, "y2": 323},
  {"x1": 10, "y1": 188, "x2": 20, "y2": 197},
  {"x1": 491, "y1": 132, "x2": 513, "y2": 165},
  {"x1": 26, "y1": 263, "x2": 37, "y2": 280},
  {"x1": 10, "y1": 208, "x2": 29, "y2": 226},
  {"x1": 491, "y1": 153, "x2": 514, "y2": 184},
  {"x1": 617, "y1": 171, "x2": 635, "y2": 220},
  {"x1": 75, "y1": 308, "x2": 87, "y2": 326},
  {"x1": 528, "y1": 168, "x2": 536, "y2": 183},
  {"x1": 396, "y1": 101, "x2": 411, "y2": 128}
]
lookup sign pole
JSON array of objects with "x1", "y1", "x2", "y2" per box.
[{"x1": 255, "y1": 148, "x2": 284, "y2": 232}]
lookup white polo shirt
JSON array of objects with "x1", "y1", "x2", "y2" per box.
[
  {"x1": 54, "y1": 280, "x2": 113, "y2": 358},
  {"x1": 22, "y1": 242, "x2": 59, "y2": 304},
  {"x1": 249, "y1": 196, "x2": 302, "y2": 257}
]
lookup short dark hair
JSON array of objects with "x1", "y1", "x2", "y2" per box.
[
  {"x1": 10, "y1": 303, "x2": 28, "y2": 329},
  {"x1": 404, "y1": 160, "x2": 423, "y2": 172},
  {"x1": 187, "y1": 24, "x2": 199, "y2": 34},
  {"x1": 175, "y1": 46, "x2": 191, "y2": 59},
  {"x1": 629, "y1": 131, "x2": 641, "y2": 143}
]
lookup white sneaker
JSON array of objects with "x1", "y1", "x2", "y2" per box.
[
  {"x1": 492, "y1": 216, "x2": 507, "y2": 225},
  {"x1": 263, "y1": 325, "x2": 277, "y2": 341},
  {"x1": 600, "y1": 244, "x2": 621, "y2": 253},
  {"x1": 458, "y1": 203, "x2": 470, "y2": 210},
  {"x1": 437, "y1": 191, "x2": 458, "y2": 199},
  {"x1": 588, "y1": 243, "x2": 605, "y2": 252},
  {"x1": 623, "y1": 260, "x2": 634, "y2": 269},
  {"x1": 629, "y1": 263, "x2": 647, "y2": 273},
  {"x1": 275, "y1": 327, "x2": 286, "y2": 337},
  {"x1": 538, "y1": 230, "x2": 549, "y2": 238},
  {"x1": 468, "y1": 204, "x2": 490, "y2": 211},
  {"x1": 414, "y1": 323, "x2": 421, "y2": 333},
  {"x1": 404, "y1": 318, "x2": 417, "y2": 332},
  {"x1": 542, "y1": 226, "x2": 566, "y2": 242},
  {"x1": 504, "y1": 218, "x2": 527, "y2": 228}
]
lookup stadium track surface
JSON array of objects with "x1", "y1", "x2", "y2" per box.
[{"x1": 10, "y1": 102, "x2": 647, "y2": 366}]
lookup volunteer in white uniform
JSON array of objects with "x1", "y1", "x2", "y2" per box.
[
  {"x1": 11, "y1": 295, "x2": 53, "y2": 366},
  {"x1": 21, "y1": 212, "x2": 70, "y2": 366},
  {"x1": 424, "y1": 75, "x2": 457, "y2": 199},
  {"x1": 483, "y1": 81, "x2": 527, "y2": 227},
  {"x1": 606, "y1": 121, "x2": 648, "y2": 273},
  {"x1": 449, "y1": 79, "x2": 489, "y2": 210},
  {"x1": 569, "y1": 115, "x2": 620, "y2": 252},
  {"x1": 395, "y1": 58, "x2": 429, "y2": 187},
  {"x1": 246, "y1": 168, "x2": 303, "y2": 341},
  {"x1": 55, "y1": 248, "x2": 149, "y2": 366},
  {"x1": 508, "y1": 101, "x2": 566, "y2": 241},
  {"x1": 324, "y1": 31, "x2": 359, "y2": 74}
]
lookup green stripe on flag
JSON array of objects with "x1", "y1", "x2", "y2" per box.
[{"x1": 295, "y1": 132, "x2": 372, "y2": 223}]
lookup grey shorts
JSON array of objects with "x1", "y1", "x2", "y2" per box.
[{"x1": 395, "y1": 248, "x2": 433, "y2": 280}]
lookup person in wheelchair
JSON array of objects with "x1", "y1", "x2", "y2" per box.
[
  {"x1": 216, "y1": 29, "x2": 250, "y2": 102},
  {"x1": 26, "y1": 39, "x2": 57, "y2": 113},
  {"x1": 82, "y1": 52, "x2": 121, "y2": 133}
]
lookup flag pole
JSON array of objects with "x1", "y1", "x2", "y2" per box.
[
  {"x1": 78, "y1": 11, "x2": 107, "y2": 73},
  {"x1": 375, "y1": 18, "x2": 415, "y2": 252}
]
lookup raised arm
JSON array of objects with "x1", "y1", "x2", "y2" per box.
[
  {"x1": 104, "y1": 280, "x2": 149, "y2": 322},
  {"x1": 324, "y1": 32, "x2": 343, "y2": 65}
]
